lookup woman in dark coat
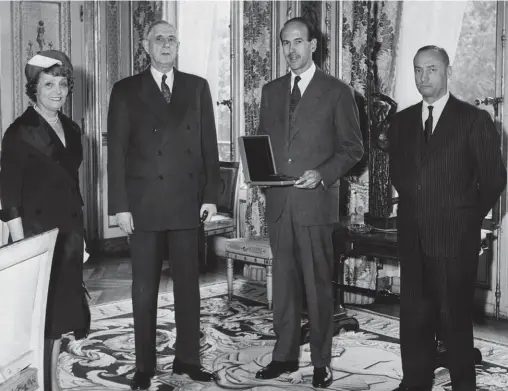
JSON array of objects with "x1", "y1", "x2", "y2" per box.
[{"x1": 0, "y1": 50, "x2": 88, "y2": 390}]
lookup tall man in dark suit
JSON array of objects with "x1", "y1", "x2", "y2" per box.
[
  {"x1": 107, "y1": 20, "x2": 220, "y2": 390},
  {"x1": 254, "y1": 17, "x2": 364, "y2": 389},
  {"x1": 388, "y1": 45, "x2": 506, "y2": 391}
]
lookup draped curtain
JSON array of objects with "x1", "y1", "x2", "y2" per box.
[
  {"x1": 242, "y1": 1, "x2": 272, "y2": 237},
  {"x1": 178, "y1": 1, "x2": 220, "y2": 126},
  {"x1": 341, "y1": 0, "x2": 402, "y2": 303}
]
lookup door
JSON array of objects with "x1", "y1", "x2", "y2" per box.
[{"x1": 448, "y1": 0, "x2": 507, "y2": 316}]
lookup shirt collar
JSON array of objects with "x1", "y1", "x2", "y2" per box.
[
  {"x1": 291, "y1": 62, "x2": 316, "y2": 84},
  {"x1": 150, "y1": 66, "x2": 174, "y2": 85},
  {"x1": 422, "y1": 91, "x2": 450, "y2": 111}
]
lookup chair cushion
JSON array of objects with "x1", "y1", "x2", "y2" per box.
[
  {"x1": 204, "y1": 214, "x2": 234, "y2": 235},
  {"x1": 225, "y1": 237, "x2": 273, "y2": 260}
]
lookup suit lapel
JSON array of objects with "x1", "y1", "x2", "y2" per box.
[
  {"x1": 139, "y1": 69, "x2": 172, "y2": 125},
  {"x1": 288, "y1": 69, "x2": 326, "y2": 144},
  {"x1": 421, "y1": 95, "x2": 458, "y2": 164},
  {"x1": 404, "y1": 102, "x2": 424, "y2": 168},
  {"x1": 160, "y1": 69, "x2": 190, "y2": 147},
  {"x1": 278, "y1": 74, "x2": 291, "y2": 141}
]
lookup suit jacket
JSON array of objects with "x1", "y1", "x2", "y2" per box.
[
  {"x1": 259, "y1": 68, "x2": 364, "y2": 225},
  {"x1": 107, "y1": 68, "x2": 220, "y2": 231},
  {"x1": 388, "y1": 94, "x2": 506, "y2": 258},
  {"x1": 0, "y1": 106, "x2": 84, "y2": 234}
]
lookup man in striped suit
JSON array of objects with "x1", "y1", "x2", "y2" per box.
[{"x1": 388, "y1": 45, "x2": 506, "y2": 391}]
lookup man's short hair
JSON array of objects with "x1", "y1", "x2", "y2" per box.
[
  {"x1": 415, "y1": 45, "x2": 450, "y2": 67},
  {"x1": 280, "y1": 17, "x2": 316, "y2": 42},
  {"x1": 144, "y1": 20, "x2": 172, "y2": 40}
]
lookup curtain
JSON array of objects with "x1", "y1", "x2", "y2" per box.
[
  {"x1": 242, "y1": 1, "x2": 272, "y2": 237},
  {"x1": 178, "y1": 1, "x2": 220, "y2": 123},
  {"x1": 131, "y1": 1, "x2": 163, "y2": 74},
  {"x1": 341, "y1": 0, "x2": 402, "y2": 304}
]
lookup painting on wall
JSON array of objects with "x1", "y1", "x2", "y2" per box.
[{"x1": 12, "y1": 1, "x2": 70, "y2": 117}]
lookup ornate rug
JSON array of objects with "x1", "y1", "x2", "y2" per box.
[{"x1": 58, "y1": 280, "x2": 508, "y2": 390}]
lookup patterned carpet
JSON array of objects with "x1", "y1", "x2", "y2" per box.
[{"x1": 58, "y1": 280, "x2": 508, "y2": 390}]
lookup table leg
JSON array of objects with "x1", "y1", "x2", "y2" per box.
[
  {"x1": 226, "y1": 257, "x2": 233, "y2": 302},
  {"x1": 266, "y1": 265, "x2": 273, "y2": 310},
  {"x1": 332, "y1": 254, "x2": 359, "y2": 333}
]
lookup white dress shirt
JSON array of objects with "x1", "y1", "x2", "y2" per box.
[
  {"x1": 422, "y1": 91, "x2": 450, "y2": 134},
  {"x1": 150, "y1": 66, "x2": 174, "y2": 92},
  {"x1": 291, "y1": 62, "x2": 316, "y2": 96}
]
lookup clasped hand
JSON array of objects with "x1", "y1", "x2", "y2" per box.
[{"x1": 294, "y1": 169, "x2": 322, "y2": 189}]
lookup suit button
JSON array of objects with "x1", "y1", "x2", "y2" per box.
[
  {"x1": 158, "y1": 175, "x2": 163, "y2": 180},
  {"x1": 72, "y1": 212, "x2": 78, "y2": 218},
  {"x1": 417, "y1": 185, "x2": 422, "y2": 190},
  {"x1": 288, "y1": 159, "x2": 293, "y2": 163},
  {"x1": 157, "y1": 150, "x2": 162, "y2": 156}
]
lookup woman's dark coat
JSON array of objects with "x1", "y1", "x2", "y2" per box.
[{"x1": 0, "y1": 106, "x2": 87, "y2": 338}]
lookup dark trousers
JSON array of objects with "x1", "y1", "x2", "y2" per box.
[
  {"x1": 400, "y1": 240, "x2": 479, "y2": 390},
  {"x1": 44, "y1": 338, "x2": 56, "y2": 391},
  {"x1": 130, "y1": 228, "x2": 201, "y2": 372},
  {"x1": 267, "y1": 198, "x2": 335, "y2": 368}
]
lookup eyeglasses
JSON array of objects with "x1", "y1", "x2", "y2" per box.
[{"x1": 154, "y1": 36, "x2": 178, "y2": 46}]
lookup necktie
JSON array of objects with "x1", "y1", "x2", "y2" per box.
[
  {"x1": 289, "y1": 75, "x2": 301, "y2": 115},
  {"x1": 161, "y1": 74, "x2": 172, "y2": 103},
  {"x1": 424, "y1": 105, "x2": 434, "y2": 143}
]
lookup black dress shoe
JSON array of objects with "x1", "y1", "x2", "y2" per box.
[
  {"x1": 173, "y1": 358, "x2": 217, "y2": 382},
  {"x1": 255, "y1": 360, "x2": 299, "y2": 379},
  {"x1": 130, "y1": 370, "x2": 154, "y2": 390},
  {"x1": 312, "y1": 365, "x2": 333, "y2": 388}
]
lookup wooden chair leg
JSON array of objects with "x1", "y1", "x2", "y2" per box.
[
  {"x1": 51, "y1": 338, "x2": 62, "y2": 391},
  {"x1": 266, "y1": 265, "x2": 273, "y2": 310},
  {"x1": 226, "y1": 257, "x2": 234, "y2": 302}
]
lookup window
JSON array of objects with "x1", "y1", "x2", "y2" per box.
[{"x1": 177, "y1": 1, "x2": 233, "y2": 161}]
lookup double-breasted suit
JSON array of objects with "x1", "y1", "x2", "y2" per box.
[
  {"x1": 388, "y1": 94, "x2": 506, "y2": 389},
  {"x1": 259, "y1": 67, "x2": 363, "y2": 367},
  {"x1": 107, "y1": 68, "x2": 220, "y2": 372}
]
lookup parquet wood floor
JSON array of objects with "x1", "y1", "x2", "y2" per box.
[{"x1": 83, "y1": 254, "x2": 240, "y2": 306}]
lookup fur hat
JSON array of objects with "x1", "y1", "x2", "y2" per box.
[{"x1": 25, "y1": 50, "x2": 73, "y2": 81}]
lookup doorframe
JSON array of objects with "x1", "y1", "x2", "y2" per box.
[{"x1": 493, "y1": 0, "x2": 508, "y2": 319}]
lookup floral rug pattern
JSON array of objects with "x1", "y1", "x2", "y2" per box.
[{"x1": 58, "y1": 280, "x2": 508, "y2": 390}]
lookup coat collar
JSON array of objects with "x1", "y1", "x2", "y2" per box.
[
  {"x1": 18, "y1": 106, "x2": 82, "y2": 183},
  {"x1": 20, "y1": 106, "x2": 81, "y2": 150}
]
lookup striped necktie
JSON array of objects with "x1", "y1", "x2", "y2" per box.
[
  {"x1": 424, "y1": 105, "x2": 434, "y2": 143},
  {"x1": 161, "y1": 74, "x2": 172, "y2": 103},
  {"x1": 289, "y1": 75, "x2": 301, "y2": 116}
]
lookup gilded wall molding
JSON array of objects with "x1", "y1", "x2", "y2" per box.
[
  {"x1": 231, "y1": 0, "x2": 244, "y2": 162},
  {"x1": 82, "y1": 1, "x2": 103, "y2": 240}
]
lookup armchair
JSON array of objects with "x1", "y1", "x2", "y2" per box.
[
  {"x1": 202, "y1": 161, "x2": 240, "y2": 265},
  {"x1": 0, "y1": 229, "x2": 58, "y2": 391}
]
